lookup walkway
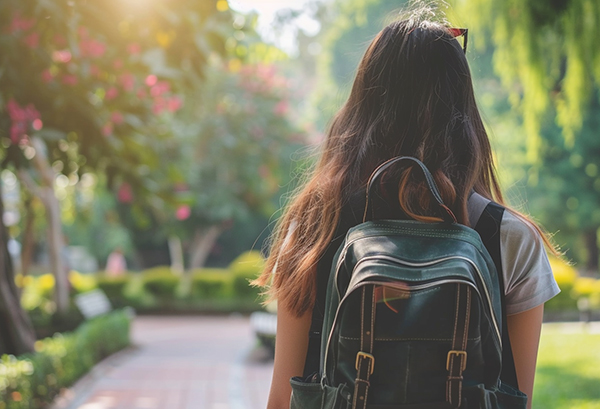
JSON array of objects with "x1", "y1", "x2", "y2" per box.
[
  {"x1": 54, "y1": 316, "x2": 599, "y2": 409},
  {"x1": 59, "y1": 315, "x2": 273, "y2": 409}
]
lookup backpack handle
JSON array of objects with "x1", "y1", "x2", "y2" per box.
[{"x1": 363, "y1": 156, "x2": 457, "y2": 223}]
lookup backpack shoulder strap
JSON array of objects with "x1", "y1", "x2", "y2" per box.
[{"x1": 473, "y1": 201, "x2": 519, "y2": 389}]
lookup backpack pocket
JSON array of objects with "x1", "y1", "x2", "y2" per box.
[
  {"x1": 290, "y1": 374, "x2": 351, "y2": 409},
  {"x1": 462, "y1": 382, "x2": 527, "y2": 409}
]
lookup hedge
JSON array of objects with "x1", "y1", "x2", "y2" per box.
[
  {"x1": 0, "y1": 310, "x2": 131, "y2": 409},
  {"x1": 190, "y1": 268, "x2": 232, "y2": 298},
  {"x1": 96, "y1": 275, "x2": 130, "y2": 308},
  {"x1": 141, "y1": 269, "x2": 180, "y2": 301},
  {"x1": 545, "y1": 257, "x2": 579, "y2": 311},
  {"x1": 229, "y1": 251, "x2": 264, "y2": 300},
  {"x1": 16, "y1": 251, "x2": 268, "y2": 317}
]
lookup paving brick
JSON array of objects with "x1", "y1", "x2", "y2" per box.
[{"x1": 70, "y1": 316, "x2": 273, "y2": 409}]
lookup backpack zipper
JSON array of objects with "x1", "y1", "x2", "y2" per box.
[{"x1": 335, "y1": 254, "x2": 501, "y2": 345}]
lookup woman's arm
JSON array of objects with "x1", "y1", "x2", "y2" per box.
[
  {"x1": 266, "y1": 304, "x2": 312, "y2": 409},
  {"x1": 506, "y1": 304, "x2": 544, "y2": 409}
]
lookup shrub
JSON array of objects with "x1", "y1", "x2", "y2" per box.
[
  {"x1": 545, "y1": 256, "x2": 578, "y2": 311},
  {"x1": 141, "y1": 268, "x2": 180, "y2": 301},
  {"x1": 96, "y1": 275, "x2": 130, "y2": 308},
  {"x1": 68, "y1": 271, "x2": 97, "y2": 294},
  {"x1": 190, "y1": 268, "x2": 232, "y2": 299},
  {"x1": 229, "y1": 251, "x2": 264, "y2": 299},
  {"x1": 572, "y1": 277, "x2": 600, "y2": 309},
  {"x1": 0, "y1": 310, "x2": 131, "y2": 409}
]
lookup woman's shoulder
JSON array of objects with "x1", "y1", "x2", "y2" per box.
[{"x1": 467, "y1": 192, "x2": 541, "y2": 240}]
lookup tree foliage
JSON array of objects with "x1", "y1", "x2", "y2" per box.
[
  {"x1": 112, "y1": 61, "x2": 304, "y2": 268},
  {"x1": 453, "y1": 0, "x2": 600, "y2": 157},
  {"x1": 311, "y1": 0, "x2": 409, "y2": 131},
  {"x1": 0, "y1": 0, "x2": 234, "y2": 193}
]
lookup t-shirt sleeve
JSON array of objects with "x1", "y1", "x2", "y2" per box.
[{"x1": 500, "y1": 211, "x2": 561, "y2": 315}]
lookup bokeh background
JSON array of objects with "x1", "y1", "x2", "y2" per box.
[{"x1": 0, "y1": 0, "x2": 599, "y2": 408}]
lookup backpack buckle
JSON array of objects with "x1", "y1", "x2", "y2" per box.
[
  {"x1": 355, "y1": 352, "x2": 375, "y2": 375},
  {"x1": 446, "y1": 350, "x2": 467, "y2": 371}
]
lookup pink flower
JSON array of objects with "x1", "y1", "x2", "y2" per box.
[
  {"x1": 145, "y1": 75, "x2": 157, "y2": 87},
  {"x1": 175, "y1": 205, "x2": 191, "y2": 221},
  {"x1": 110, "y1": 111, "x2": 124, "y2": 125},
  {"x1": 167, "y1": 96, "x2": 182, "y2": 112},
  {"x1": 41, "y1": 69, "x2": 54, "y2": 83},
  {"x1": 23, "y1": 32, "x2": 39, "y2": 48},
  {"x1": 117, "y1": 183, "x2": 133, "y2": 203},
  {"x1": 32, "y1": 119, "x2": 43, "y2": 131},
  {"x1": 127, "y1": 43, "x2": 141, "y2": 55},
  {"x1": 9, "y1": 15, "x2": 35, "y2": 34},
  {"x1": 274, "y1": 100, "x2": 288, "y2": 116},
  {"x1": 152, "y1": 98, "x2": 167, "y2": 115},
  {"x1": 7, "y1": 99, "x2": 26, "y2": 121},
  {"x1": 257, "y1": 64, "x2": 276, "y2": 80},
  {"x1": 119, "y1": 74, "x2": 135, "y2": 91},
  {"x1": 102, "y1": 122, "x2": 113, "y2": 136},
  {"x1": 24, "y1": 104, "x2": 40, "y2": 121},
  {"x1": 10, "y1": 122, "x2": 26, "y2": 143},
  {"x1": 150, "y1": 81, "x2": 170, "y2": 97},
  {"x1": 113, "y1": 59, "x2": 123, "y2": 70},
  {"x1": 61, "y1": 75, "x2": 78, "y2": 86},
  {"x1": 105, "y1": 87, "x2": 119, "y2": 100},
  {"x1": 7, "y1": 99, "x2": 39, "y2": 122},
  {"x1": 80, "y1": 39, "x2": 107, "y2": 58},
  {"x1": 6, "y1": 99, "x2": 40, "y2": 143},
  {"x1": 52, "y1": 50, "x2": 72, "y2": 63}
]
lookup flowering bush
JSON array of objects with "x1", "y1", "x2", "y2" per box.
[{"x1": 0, "y1": 0, "x2": 233, "y2": 197}]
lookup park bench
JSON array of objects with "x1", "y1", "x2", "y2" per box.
[
  {"x1": 250, "y1": 311, "x2": 277, "y2": 355},
  {"x1": 74, "y1": 289, "x2": 112, "y2": 319}
]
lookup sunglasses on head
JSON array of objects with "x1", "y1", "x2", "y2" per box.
[{"x1": 448, "y1": 28, "x2": 468, "y2": 54}]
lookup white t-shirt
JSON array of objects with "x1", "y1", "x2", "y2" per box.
[{"x1": 468, "y1": 193, "x2": 561, "y2": 315}]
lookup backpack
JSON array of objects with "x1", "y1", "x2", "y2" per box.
[{"x1": 289, "y1": 157, "x2": 527, "y2": 409}]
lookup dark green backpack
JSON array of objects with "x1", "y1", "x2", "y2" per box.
[{"x1": 290, "y1": 157, "x2": 527, "y2": 409}]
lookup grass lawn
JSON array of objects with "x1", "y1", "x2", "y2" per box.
[{"x1": 533, "y1": 322, "x2": 600, "y2": 409}]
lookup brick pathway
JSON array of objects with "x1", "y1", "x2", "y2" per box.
[{"x1": 66, "y1": 315, "x2": 273, "y2": 409}]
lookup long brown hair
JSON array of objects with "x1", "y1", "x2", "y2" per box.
[{"x1": 254, "y1": 14, "x2": 557, "y2": 317}]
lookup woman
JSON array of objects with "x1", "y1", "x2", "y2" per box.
[{"x1": 255, "y1": 12, "x2": 560, "y2": 409}]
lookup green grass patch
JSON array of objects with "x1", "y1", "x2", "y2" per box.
[{"x1": 533, "y1": 323, "x2": 600, "y2": 409}]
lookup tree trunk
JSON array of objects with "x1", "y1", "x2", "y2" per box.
[
  {"x1": 188, "y1": 224, "x2": 224, "y2": 269},
  {"x1": 45, "y1": 189, "x2": 69, "y2": 314},
  {"x1": 584, "y1": 227, "x2": 599, "y2": 275},
  {"x1": 168, "y1": 235, "x2": 184, "y2": 275},
  {"x1": 0, "y1": 186, "x2": 36, "y2": 355},
  {"x1": 20, "y1": 197, "x2": 35, "y2": 276},
  {"x1": 19, "y1": 137, "x2": 69, "y2": 315}
]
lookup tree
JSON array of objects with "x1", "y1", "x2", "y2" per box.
[
  {"x1": 310, "y1": 0, "x2": 410, "y2": 131},
  {"x1": 518, "y1": 97, "x2": 600, "y2": 272},
  {"x1": 113, "y1": 61, "x2": 304, "y2": 271},
  {"x1": 451, "y1": 0, "x2": 600, "y2": 272},
  {"x1": 0, "y1": 186, "x2": 36, "y2": 355},
  {"x1": 0, "y1": 0, "x2": 234, "y2": 350}
]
